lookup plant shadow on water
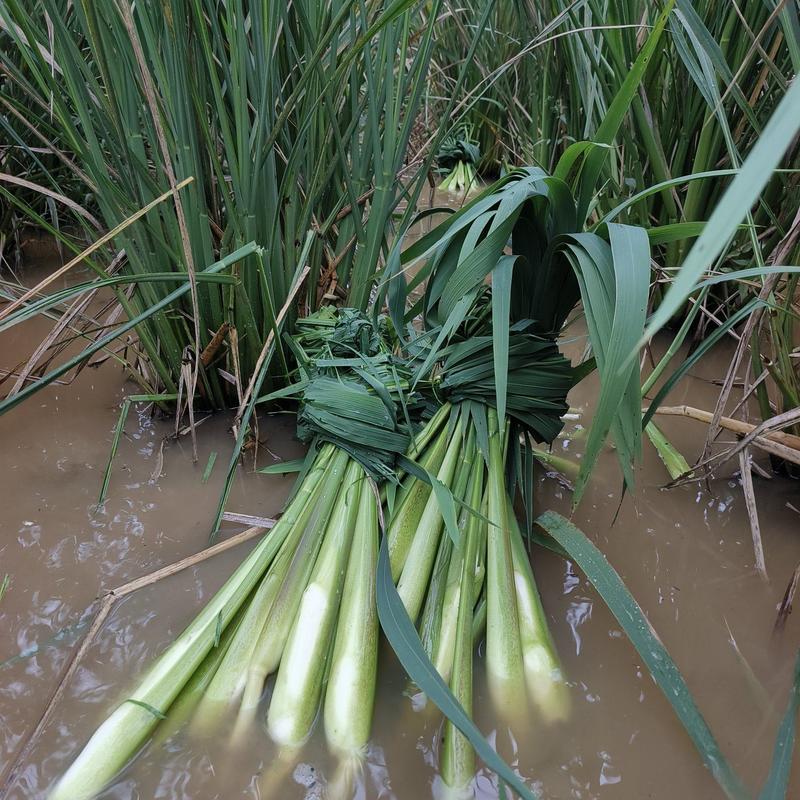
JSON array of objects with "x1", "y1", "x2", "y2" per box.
[{"x1": 2, "y1": 262, "x2": 799, "y2": 798}]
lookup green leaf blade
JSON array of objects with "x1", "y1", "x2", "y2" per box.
[{"x1": 536, "y1": 510, "x2": 748, "y2": 800}]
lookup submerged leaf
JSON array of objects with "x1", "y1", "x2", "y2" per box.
[
  {"x1": 536, "y1": 511, "x2": 748, "y2": 800},
  {"x1": 758, "y1": 650, "x2": 800, "y2": 800}
]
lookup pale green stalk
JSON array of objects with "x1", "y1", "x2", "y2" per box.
[
  {"x1": 485, "y1": 408, "x2": 526, "y2": 723},
  {"x1": 420, "y1": 428, "x2": 476, "y2": 660},
  {"x1": 440, "y1": 165, "x2": 456, "y2": 192},
  {"x1": 267, "y1": 460, "x2": 363, "y2": 746},
  {"x1": 472, "y1": 490, "x2": 488, "y2": 602},
  {"x1": 193, "y1": 538, "x2": 300, "y2": 730},
  {"x1": 471, "y1": 593, "x2": 487, "y2": 643},
  {"x1": 387, "y1": 421, "x2": 451, "y2": 578},
  {"x1": 440, "y1": 457, "x2": 485, "y2": 793},
  {"x1": 387, "y1": 407, "x2": 451, "y2": 506},
  {"x1": 194, "y1": 565, "x2": 285, "y2": 726},
  {"x1": 383, "y1": 405, "x2": 451, "y2": 510},
  {"x1": 388, "y1": 425, "x2": 448, "y2": 522},
  {"x1": 407, "y1": 403, "x2": 452, "y2": 460},
  {"x1": 432, "y1": 550, "x2": 461, "y2": 677},
  {"x1": 233, "y1": 448, "x2": 351, "y2": 736},
  {"x1": 530, "y1": 445, "x2": 580, "y2": 481},
  {"x1": 397, "y1": 419, "x2": 465, "y2": 622},
  {"x1": 153, "y1": 603, "x2": 245, "y2": 747},
  {"x1": 419, "y1": 533, "x2": 454, "y2": 662},
  {"x1": 49, "y1": 445, "x2": 335, "y2": 800},
  {"x1": 324, "y1": 482, "x2": 380, "y2": 798},
  {"x1": 258, "y1": 749, "x2": 302, "y2": 800},
  {"x1": 194, "y1": 448, "x2": 342, "y2": 728},
  {"x1": 507, "y1": 496, "x2": 570, "y2": 723},
  {"x1": 432, "y1": 430, "x2": 481, "y2": 683}
]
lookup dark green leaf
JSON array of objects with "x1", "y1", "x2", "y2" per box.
[
  {"x1": 758, "y1": 650, "x2": 800, "y2": 800},
  {"x1": 376, "y1": 535, "x2": 537, "y2": 800},
  {"x1": 536, "y1": 511, "x2": 748, "y2": 800}
]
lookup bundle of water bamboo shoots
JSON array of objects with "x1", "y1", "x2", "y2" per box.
[
  {"x1": 51, "y1": 307, "x2": 571, "y2": 800},
  {"x1": 53, "y1": 162, "x2": 651, "y2": 798}
]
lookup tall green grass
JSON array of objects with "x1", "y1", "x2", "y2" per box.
[
  {"x1": 433, "y1": 0, "x2": 798, "y2": 221},
  {"x1": 432, "y1": 0, "x2": 799, "y2": 297},
  {"x1": 432, "y1": 0, "x2": 800, "y2": 447},
  {"x1": 4, "y1": 0, "x2": 797, "y2": 445},
  {"x1": 0, "y1": 0, "x2": 446, "y2": 408},
  {"x1": 0, "y1": 33, "x2": 95, "y2": 262}
]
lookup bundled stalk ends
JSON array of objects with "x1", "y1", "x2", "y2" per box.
[{"x1": 50, "y1": 144, "x2": 655, "y2": 798}]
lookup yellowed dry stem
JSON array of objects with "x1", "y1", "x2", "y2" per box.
[{"x1": 653, "y1": 405, "x2": 800, "y2": 451}]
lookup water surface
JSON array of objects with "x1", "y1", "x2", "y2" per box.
[{"x1": 2, "y1": 243, "x2": 799, "y2": 799}]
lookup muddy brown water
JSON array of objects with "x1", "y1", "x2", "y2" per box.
[{"x1": 2, "y1": 241, "x2": 800, "y2": 799}]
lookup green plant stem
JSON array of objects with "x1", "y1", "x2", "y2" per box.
[
  {"x1": 268, "y1": 459, "x2": 363, "y2": 746},
  {"x1": 432, "y1": 433, "x2": 483, "y2": 683},
  {"x1": 324, "y1": 480, "x2": 379, "y2": 756},
  {"x1": 48, "y1": 443, "x2": 335, "y2": 800},
  {"x1": 485, "y1": 408, "x2": 526, "y2": 723},
  {"x1": 507, "y1": 496, "x2": 570, "y2": 723},
  {"x1": 388, "y1": 420, "x2": 452, "y2": 580},
  {"x1": 389, "y1": 419, "x2": 451, "y2": 540},
  {"x1": 440, "y1": 461, "x2": 484, "y2": 792},
  {"x1": 234, "y1": 447, "x2": 352, "y2": 736},
  {"x1": 645, "y1": 421, "x2": 691, "y2": 481},
  {"x1": 397, "y1": 418, "x2": 465, "y2": 622}
]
